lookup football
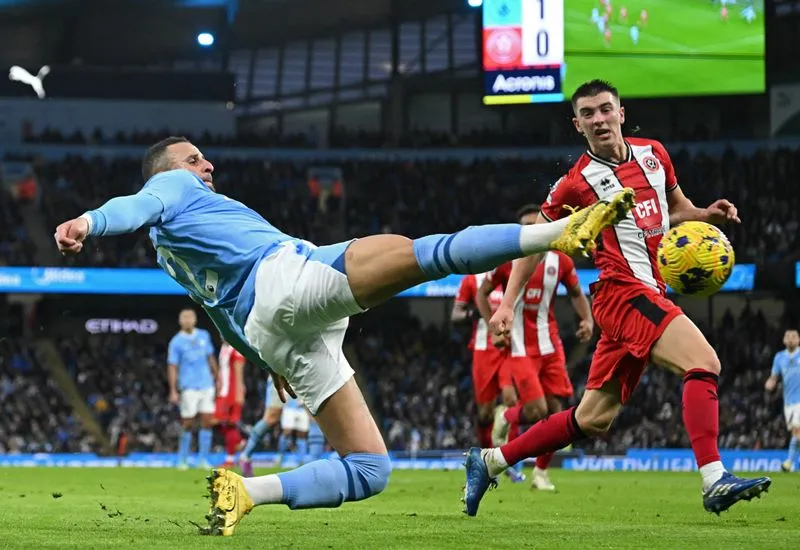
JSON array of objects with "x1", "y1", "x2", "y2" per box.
[{"x1": 657, "y1": 221, "x2": 735, "y2": 297}]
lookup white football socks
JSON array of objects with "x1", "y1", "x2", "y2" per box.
[
  {"x1": 700, "y1": 461, "x2": 726, "y2": 490},
  {"x1": 519, "y1": 216, "x2": 571, "y2": 254},
  {"x1": 482, "y1": 448, "x2": 509, "y2": 478},
  {"x1": 242, "y1": 474, "x2": 283, "y2": 506}
]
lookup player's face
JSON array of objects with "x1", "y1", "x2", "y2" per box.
[
  {"x1": 785, "y1": 330, "x2": 800, "y2": 350},
  {"x1": 179, "y1": 309, "x2": 197, "y2": 331},
  {"x1": 572, "y1": 92, "x2": 625, "y2": 152},
  {"x1": 519, "y1": 212, "x2": 539, "y2": 225},
  {"x1": 167, "y1": 142, "x2": 215, "y2": 191}
]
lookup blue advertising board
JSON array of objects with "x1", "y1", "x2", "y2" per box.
[{"x1": 0, "y1": 264, "x2": 755, "y2": 297}]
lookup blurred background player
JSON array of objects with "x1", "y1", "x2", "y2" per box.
[
  {"x1": 168, "y1": 308, "x2": 218, "y2": 470},
  {"x1": 630, "y1": 25, "x2": 639, "y2": 46},
  {"x1": 215, "y1": 339, "x2": 246, "y2": 469},
  {"x1": 619, "y1": 5, "x2": 628, "y2": 24},
  {"x1": 639, "y1": 8, "x2": 648, "y2": 27},
  {"x1": 240, "y1": 375, "x2": 284, "y2": 477},
  {"x1": 476, "y1": 204, "x2": 593, "y2": 491},
  {"x1": 452, "y1": 273, "x2": 518, "y2": 449},
  {"x1": 278, "y1": 397, "x2": 310, "y2": 466},
  {"x1": 765, "y1": 329, "x2": 800, "y2": 472}
]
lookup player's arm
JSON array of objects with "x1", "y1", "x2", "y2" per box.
[
  {"x1": 475, "y1": 274, "x2": 499, "y2": 325},
  {"x1": 651, "y1": 142, "x2": 740, "y2": 227},
  {"x1": 451, "y1": 277, "x2": 476, "y2": 324},
  {"x1": 205, "y1": 333, "x2": 220, "y2": 391},
  {"x1": 567, "y1": 281, "x2": 593, "y2": 343},
  {"x1": 167, "y1": 338, "x2": 180, "y2": 405},
  {"x1": 765, "y1": 355, "x2": 781, "y2": 392},
  {"x1": 233, "y1": 354, "x2": 246, "y2": 405},
  {"x1": 55, "y1": 170, "x2": 195, "y2": 254}
]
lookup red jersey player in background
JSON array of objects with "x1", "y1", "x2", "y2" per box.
[
  {"x1": 214, "y1": 339, "x2": 246, "y2": 468},
  {"x1": 463, "y1": 79, "x2": 770, "y2": 517},
  {"x1": 475, "y1": 204, "x2": 593, "y2": 492},
  {"x1": 452, "y1": 275, "x2": 518, "y2": 446}
]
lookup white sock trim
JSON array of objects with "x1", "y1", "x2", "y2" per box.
[
  {"x1": 242, "y1": 473, "x2": 283, "y2": 506},
  {"x1": 699, "y1": 461, "x2": 726, "y2": 490},
  {"x1": 519, "y1": 216, "x2": 570, "y2": 254}
]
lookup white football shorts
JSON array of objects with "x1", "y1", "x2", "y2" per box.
[
  {"x1": 244, "y1": 240, "x2": 365, "y2": 415},
  {"x1": 281, "y1": 407, "x2": 311, "y2": 433},
  {"x1": 785, "y1": 403, "x2": 800, "y2": 430},
  {"x1": 180, "y1": 387, "x2": 215, "y2": 418}
]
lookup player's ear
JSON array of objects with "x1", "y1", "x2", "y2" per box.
[
  {"x1": 572, "y1": 116, "x2": 583, "y2": 135},
  {"x1": 619, "y1": 105, "x2": 626, "y2": 125}
]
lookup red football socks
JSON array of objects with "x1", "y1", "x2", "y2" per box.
[
  {"x1": 219, "y1": 425, "x2": 243, "y2": 455},
  {"x1": 477, "y1": 422, "x2": 493, "y2": 448},
  {"x1": 682, "y1": 369, "x2": 722, "y2": 467},
  {"x1": 500, "y1": 407, "x2": 583, "y2": 466},
  {"x1": 503, "y1": 405, "x2": 522, "y2": 425},
  {"x1": 535, "y1": 452, "x2": 554, "y2": 470}
]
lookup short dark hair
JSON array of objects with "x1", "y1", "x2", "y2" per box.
[
  {"x1": 571, "y1": 79, "x2": 620, "y2": 110},
  {"x1": 516, "y1": 204, "x2": 541, "y2": 221},
  {"x1": 141, "y1": 136, "x2": 189, "y2": 181}
]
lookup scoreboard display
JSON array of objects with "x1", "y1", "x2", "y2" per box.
[{"x1": 482, "y1": 0, "x2": 766, "y2": 105}]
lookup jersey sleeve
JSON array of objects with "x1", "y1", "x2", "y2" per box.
[
  {"x1": 541, "y1": 175, "x2": 582, "y2": 222},
  {"x1": 771, "y1": 353, "x2": 783, "y2": 377},
  {"x1": 167, "y1": 337, "x2": 180, "y2": 365},
  {"x1": 488, "y1": 262, "x2": 512, "y2": 289},
  {"x1": 454, "y1": 275, "x2": 476, "y2": 304},
  {"x1": 203, "y1": 331, "x2": 215, "y2": 356},
  {"x1": 559, "y1": 253, "x2": 580, "y2": 289},
  {"x1": 141, "y1": 169, "x2": 203, "y2": 223},
  {"x1": 651, "y1": 141, "x2": 678, "y2": 192}
]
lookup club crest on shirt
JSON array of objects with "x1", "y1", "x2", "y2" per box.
[{"x1": 642, "y1": 156, "x2": 660, "y2": 172}]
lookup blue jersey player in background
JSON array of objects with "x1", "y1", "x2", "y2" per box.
[
  {"x1": 54, "y1": 136, "x2": 633, "y2": 536},
  {"x1": 766, "y1": 329, "x2": 800, "y2": 472},
  {"x1": 167, "y1": 307, "x2": 218, "y2": 470}
]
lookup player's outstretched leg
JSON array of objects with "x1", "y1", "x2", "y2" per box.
[
  {"x1": 344, "y1": 189, "x2": 635, "y2": 308},
  {"x1": 203, "y1": 378, "x2": 389, "y2": 536},
  {"x1": 650, "y1": 315, "x2": 772, "y2": 514}
]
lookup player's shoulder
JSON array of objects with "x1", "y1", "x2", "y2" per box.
[{"x1": 628, "y1": 137, "x2": 671, "y2": 158}]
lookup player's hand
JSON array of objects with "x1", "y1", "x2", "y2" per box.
[
  {"x1": 270, "y1": 370, "x2": 297, "y2": 403},
  {"x1": 169, "y1": 390, "x2": 180, "y2": 405},
  {"x1": 489, "y1": 304, "x2": 514, "y2": 337},
  {"x1": 491, "y1": 331, "x2": 509, "y2": 349},
  {"x1": 576, "y1": 319, "x2": 594, "y2": 343},
  {"x1": 54, "y1": 217, "x2": 90, "y2": 255},
  {"x1": 705, "y1": 199, "x2": 740, "y2": 225},
  {"x1": 765, "y1": 378, "x2": 777, "y2": 392}
]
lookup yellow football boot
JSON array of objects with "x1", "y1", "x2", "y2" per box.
[
  {"x1": 549, "y1": 188, "x2": 636, "y2": 256},
  {"x1": 202, "y1": 468, "x2": 254, "y2": 536}
]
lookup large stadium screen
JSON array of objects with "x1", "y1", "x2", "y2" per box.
[{"x1": 482, "y1": 0, "x2": 766, "y2": 105}]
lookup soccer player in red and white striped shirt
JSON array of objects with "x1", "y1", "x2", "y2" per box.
[
  {"x1": 214, "y1": 340, "x2": 246, "y2": 468},
  {"x1": 475, "y1": 204, "x2": 593, "y2": 491},
  {"x1": 452, "y1": 274, "x2": 518, "y2": 449},
  {"x1": 464, "y1": 79, "x2": 770, "y2": 517}
]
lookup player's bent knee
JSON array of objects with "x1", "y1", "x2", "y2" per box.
[
  {"x1": 575, "y1": 409, "x2": 616, "y2": 438},
  {"x1": 342, "y1": 453, "x2": 392, "y2": 501}
]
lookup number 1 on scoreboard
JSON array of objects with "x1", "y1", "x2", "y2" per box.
[{"x1": 523, "y1": 0, "x2": 564, "y2": 68}]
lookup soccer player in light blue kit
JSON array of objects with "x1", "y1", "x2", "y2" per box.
[
  {"x1": 167, "y1": 308, "x2": 218, "y2": 470},
  {"x1": 278, "y1": 396, "x2": 310, "y2": 465},
  {"x1": 54, "y1": 136, "x2": 634, "y2": 535},
  {"x1": 239, "y1": 375, "x2": 284, "y2": 477},
  {"x1": 765, "y1": 329, "x2": 800, "y2": 472}
]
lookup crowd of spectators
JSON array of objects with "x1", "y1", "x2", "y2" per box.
[
  {"x1": 353, "y1": 304, "x2": 795, "y2": 454},
  {"x1": 0, "y1": 336, "x2": 96, "y2": 453},
  {"x1": 55, "y1": 332, "x2": 271, "y2": 453}
]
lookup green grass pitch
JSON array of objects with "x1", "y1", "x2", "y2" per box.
[
  {"x1": 1, "y1": 467, "x2": 799, "y2": 549},
  {"x1": 563, "y1": 0, "x2": 765, "y2": 98}
]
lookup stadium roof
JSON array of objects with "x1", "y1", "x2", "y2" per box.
[{"x1": 0, "y1": 0, "x2": 465, "y2": 67}]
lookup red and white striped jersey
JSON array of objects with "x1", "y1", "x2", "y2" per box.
[
  {"x1": 454, "y1": 273, "x2": 505, "y2": 352},
  {"x1": 218, "y1": 343, "x2": 245, "y2": 398},
  {"x1": 541, "y1": 138, "x2": 676, "y2": 294},
  {"x1": 488, "y1": 252, "x2": 579, "y2": 357}
]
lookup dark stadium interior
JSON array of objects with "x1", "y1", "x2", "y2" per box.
[{"x1": 1, "y1": 0, "x2": 800, "y2": 544}]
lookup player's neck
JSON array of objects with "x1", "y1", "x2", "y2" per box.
[
  {"x1": 788, "y1": 346, "x2": 798, "y2": 354},
  {"x1": 588, "y1": 140, "x2": 629, "y2": 165},
  {"x1": 181, "y1": 328, "x2": 196, "y2": 335}
]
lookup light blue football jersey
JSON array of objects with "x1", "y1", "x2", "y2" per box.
[
  {"x1": 772, "y1": 348, "x2": 800, "y2": 407},
  {"x1": 168, "y1": 328, "x2": 215, "y2": 390},
  {"x1": 86, "y1": 169, "x2": 299, "y2": 367}
]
